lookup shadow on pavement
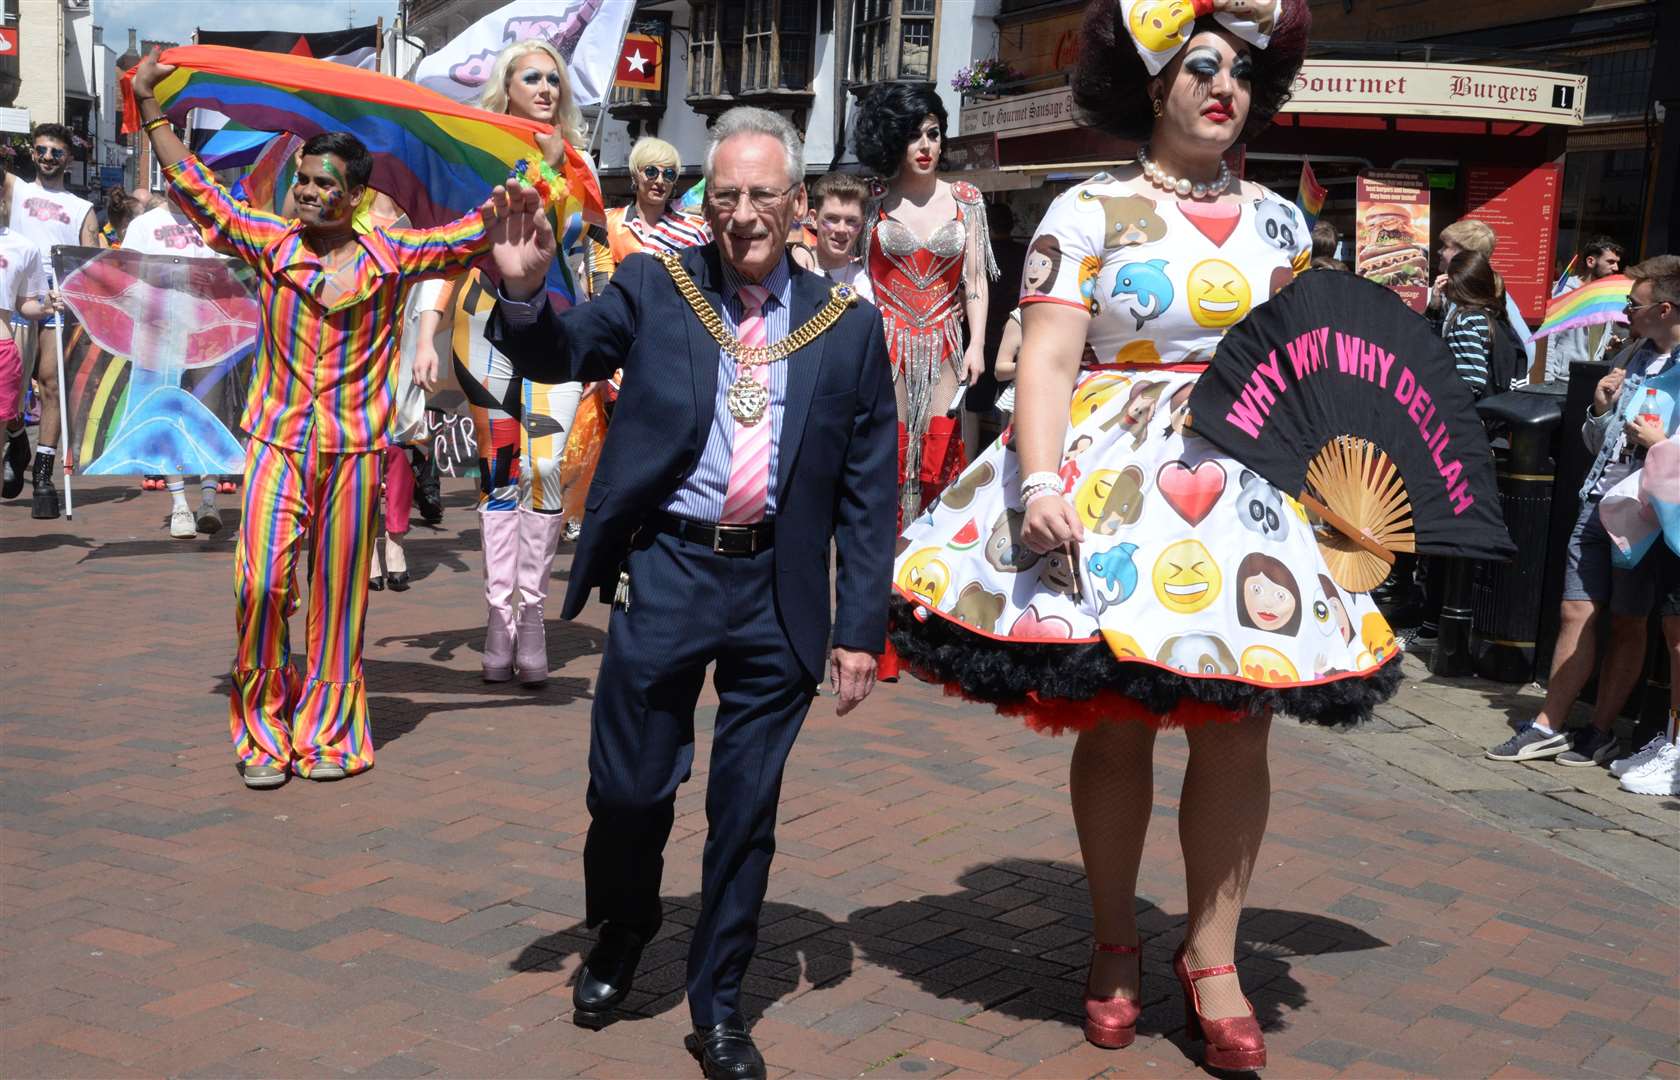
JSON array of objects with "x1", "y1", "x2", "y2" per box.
[
  {"x1": 510, "y1": 895, "x2": 853, "y2": 1028},
  {"x1": 849, "y1": 859, "x2": 1387, "y2": 1051},
  {"x1": 374, "y1": 621, "x2": 606, "y2": 671},
  {"x1": 0, "y1": 532, "x2": 97, "y2": 554}
]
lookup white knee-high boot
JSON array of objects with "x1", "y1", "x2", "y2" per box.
[
  {"x1": 480, "y1": 509, "x2": 521, "y2": 681},
  {"x1": 515, "y1": 507, "x2": 565, "y2": 685}
]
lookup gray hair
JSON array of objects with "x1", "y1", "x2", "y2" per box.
[{"x1": 703, "y1": 106, "x2": 805, "y2": 187}]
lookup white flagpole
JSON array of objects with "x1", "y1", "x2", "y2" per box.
[{"x1": 51, "y1": 290, "x2": 74, "y2": 520}]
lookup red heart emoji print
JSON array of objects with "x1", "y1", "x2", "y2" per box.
[{"x1": 1156, "y1": 460, "x2": 1226, "y2": 525}]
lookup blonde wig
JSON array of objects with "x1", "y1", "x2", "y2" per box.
[
  {"x1": 628, "y1": 136, "x2": 682, "y2": 177},
  {"x1": 479, "y1": 39, "x2": 585, "y2": 147}
]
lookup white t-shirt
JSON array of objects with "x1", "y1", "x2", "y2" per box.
[
  {"x1": 120, "y1": 205, "x2": 213, "y2": 257},
  {"x1": 0, "y1": 227, "x2": 48, "y2": 318},
  {"x1": 9, "y1": 180, "x2": 92, "y2": 259},
  {"x1": 814, "y1": 258, "x2": 874, "y2": 304}
]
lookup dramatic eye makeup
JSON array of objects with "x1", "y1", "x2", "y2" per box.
[
  {"x1": 1183, "y1": 48, "x2": 1223, "y2": 78},
  {"x1": 1231, "y1": 54, "x2": 1255, "y2": 80}
]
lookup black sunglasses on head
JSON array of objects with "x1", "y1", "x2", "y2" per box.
[{"x1": 641, "y1": 165, "x2": 678, "y2": 183}]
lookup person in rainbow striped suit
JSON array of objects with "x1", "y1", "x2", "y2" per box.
[{"x1": 131, "y1": 49, "x2": 517, "y2": 789}]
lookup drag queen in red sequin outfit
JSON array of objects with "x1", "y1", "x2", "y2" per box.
[{"x1": 854, "y1": 84, "x2": 998, "y2": 526}]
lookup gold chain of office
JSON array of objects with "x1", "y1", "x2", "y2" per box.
[{"x1": 656, "y1": 251, "x2": 857, "y2": 368}]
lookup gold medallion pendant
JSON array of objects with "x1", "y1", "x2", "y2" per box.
[{"x1": 727, "y1": 375, "x2": 769, "y2": 425}]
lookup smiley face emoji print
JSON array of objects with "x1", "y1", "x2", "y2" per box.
[{"x1": 1186, "y1": 259, "x2": 1251, "y2": 329}]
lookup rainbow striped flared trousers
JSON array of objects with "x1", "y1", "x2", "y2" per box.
[{"x1": 229, "y1": 438, "x2": 380, "y2": 777}]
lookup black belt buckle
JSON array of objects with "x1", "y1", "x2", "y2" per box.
[{"x1": 712, "y1": 524, "x2": 757, "y2": 556}]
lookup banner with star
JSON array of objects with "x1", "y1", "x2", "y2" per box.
[{"x1": 615, "y1": 25, "x2": 664, "y2": 92}]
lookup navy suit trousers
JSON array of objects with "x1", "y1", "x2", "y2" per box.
[{"x1": 582, "y1": 527, "x2": 817, "y2": 1029}]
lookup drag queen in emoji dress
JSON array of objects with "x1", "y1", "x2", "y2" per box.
[{"x1": 889, "y1": 0, "x2": 1401, "y2": 1071}]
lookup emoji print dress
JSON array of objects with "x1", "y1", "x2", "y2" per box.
[{"x1": 888, "y1": 173, "x2": 1404, "y2": 732}]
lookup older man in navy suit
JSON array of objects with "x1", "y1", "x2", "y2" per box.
[{"x1": 486, "y1": 107, "x2": 896, "y2": 1079}]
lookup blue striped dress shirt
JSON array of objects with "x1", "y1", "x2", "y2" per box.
[{"x1": 662, "y1": 255, "x2": 793, "y2": 522}]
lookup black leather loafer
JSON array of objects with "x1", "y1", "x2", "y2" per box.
[
  {"x1": 572, "y1": 925, "x2": 644, "y2": 1029},
  {"x1": 684, "y1": 1017, "x2": 766, "y2": 1080}
]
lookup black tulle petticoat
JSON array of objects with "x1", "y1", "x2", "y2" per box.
[{"x1": 888, "y1": 598, "x2": 1404, "y2": 735}]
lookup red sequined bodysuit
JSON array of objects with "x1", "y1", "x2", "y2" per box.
[{"x1": 865, "y1": 180, "x2": 996, "y2": 524}]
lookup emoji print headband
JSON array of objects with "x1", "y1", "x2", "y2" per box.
[{"x1": 1122, "y1": 0, "x2": 1279, "y2": 75}]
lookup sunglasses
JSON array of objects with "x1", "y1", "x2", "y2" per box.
[
  {"x1": 640, "y1": 166, "x2": 678, "y2": 183},
  {"x1": 1624, "y1": 301, "x2": 1666, "y2": 315},
  {"x1": 32, "y1": 146, "x2": 66, "y2": 160},
  {"x1": 518, "y1": 70, "x2": 563, "y2": 87}
]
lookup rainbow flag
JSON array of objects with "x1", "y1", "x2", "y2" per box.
[
  {"x1": 1296, "y1": 159, "x2": 1326, "y2": 228},
  {"x1": 121, "y1": 45, "x2": 604, "y2": 304},
  {"x1": 1527, "y1": 274, "x2": 1632, "y2": 342}
]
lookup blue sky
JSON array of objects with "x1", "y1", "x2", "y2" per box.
[{"x1": 92, "y1": 0, "x2": 400, "y2": 51}]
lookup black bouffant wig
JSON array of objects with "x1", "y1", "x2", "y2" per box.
[
  {"x1": 1071, "y1": 0, "x2": 1309, "y2": 142},
  {"x1": 851, "y1": 82, "x2": 950, "y2": 178}
]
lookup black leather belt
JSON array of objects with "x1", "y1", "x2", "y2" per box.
[{"x1": 651, "y1": 511, "x2": 774, "y2": 556}]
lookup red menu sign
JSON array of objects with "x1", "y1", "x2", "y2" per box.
[
  {"x1": 1355, "y1": 170, "x2": 1431, "y2": 313},
  {"x1": 1463, "y1": 165, "x2": 1561, "y2": 325}
]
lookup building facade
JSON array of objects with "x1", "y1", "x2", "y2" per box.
[{"x1": 400, "y1": 0, "x2": 1001, "y2": 195}]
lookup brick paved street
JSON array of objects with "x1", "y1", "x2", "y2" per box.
[{"x1": 3, "y1": 479, "x2": 1677, "y2": 1079}]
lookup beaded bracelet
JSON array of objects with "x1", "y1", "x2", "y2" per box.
[{"x1": 1021, "y1": 482, "x2": 1062, "y2": 505}]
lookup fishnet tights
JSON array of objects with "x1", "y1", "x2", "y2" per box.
[{"x1": 1072, "y1": 715, "x2": 1272, "y2": 1021}]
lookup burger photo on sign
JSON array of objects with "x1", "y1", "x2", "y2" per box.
[{"x1": 1357, "y1": 204, "x2": 1428, "y2": 288}]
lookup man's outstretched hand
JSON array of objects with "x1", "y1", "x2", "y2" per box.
[{"x1": 485, "y1": 181, "x2": 555, "y2": 302}]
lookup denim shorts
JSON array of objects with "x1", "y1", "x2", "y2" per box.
[{"x1": 1563, "y1": 501, "x2": 1659, "y2": 616}]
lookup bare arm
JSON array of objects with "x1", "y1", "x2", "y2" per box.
[
  {"x1": 994, "y1": 316, "x2": 1022, "y2": 383},
  {"x1": 80, "y1": 210, "x2": 100, "y2": 247},
  {"x1": 1015, "y1": 302, "x2": 1091, "y2": 555}
]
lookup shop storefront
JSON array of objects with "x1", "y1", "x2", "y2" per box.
[{"x1": 957, "y1": 50, "x2": 1590, "y2": 329}]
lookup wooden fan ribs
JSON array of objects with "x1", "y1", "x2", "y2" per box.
[{"x1": 1302, "y1": 437, "x2": 1416, "y2": 594}]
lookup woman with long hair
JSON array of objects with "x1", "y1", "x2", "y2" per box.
[
  {"x1": 1440, "y1": 248, "x2": 1505, "y2": 400},
  {"x1": 412, "y1": 38, "x2": 596, "y2": 684},
  {"x1": 853, "y1": 83, "x2": 997, "y2": 526},
  {"x1": 888, "y1": 0, "x2": 1401, "y2": 1070}
]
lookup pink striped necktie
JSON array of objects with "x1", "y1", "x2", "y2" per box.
[{"x1": 720, "y1": 284, "x2": 773, "y2": 524}]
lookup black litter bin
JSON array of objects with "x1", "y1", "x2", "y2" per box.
[{"x1": 1471, "y1": 383, "x2": 1568, "y2": 682}]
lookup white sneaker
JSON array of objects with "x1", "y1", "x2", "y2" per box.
[
  {"x1": 1619, "y1": 743, "x2": 1680, "y2": 796},
  {"x1": 1609, "y1": 736, "x2": 1668, "y2": 778},
  {"x1": 169, "y1": 505, "x2": 196, "y2": 538}
]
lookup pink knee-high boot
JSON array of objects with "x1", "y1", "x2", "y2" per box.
[
  {"x1": 480, "y1": 509, "x2": 520, "y2": 681},
  {"x1": 515, "y1": 508, "x2": 565, "y2": 685}
]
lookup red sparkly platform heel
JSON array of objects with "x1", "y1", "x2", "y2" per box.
[
  {"x1": 1174, "y1": 945, "x2": 1266, "y2": 1072},
  {"x1": 1083, "y1": 942, "x2": 1141, "y2": 1049}
]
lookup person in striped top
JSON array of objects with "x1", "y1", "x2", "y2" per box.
[
  {"x1": 589, "y1": 136, "x2": 710, "y2": 291},
  {"x1": 131, "y1": 48, "x2": 517, "y2": 790},
  {"x1": 1438, "y1": 249, "x2": 1505, "y2": 401}
]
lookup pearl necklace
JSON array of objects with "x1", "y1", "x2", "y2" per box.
[{"x1": 1136, "y1": 144, "x2": 1231, "y2": 200}]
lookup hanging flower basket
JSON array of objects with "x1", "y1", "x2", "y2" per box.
[{"x1": 952, "y1": 59, "x2": 1023, "y2": 99}]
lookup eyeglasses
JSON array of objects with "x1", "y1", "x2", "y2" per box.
[
  {"x1": 518, "y1": 70, "x2": 562, "y2": 87},
  {"x1": 32, "y1": 146, "x2": 65, "y2": 160},
  {"x1": 640, "y1": 165, "x2": 678, "y2": 183},
  {"x1": 707, "y1": 182, "x2": 799, "y2": 212},
  {"x1": 1624, "y1": 301, "x2": 1666, "y2": 315}
]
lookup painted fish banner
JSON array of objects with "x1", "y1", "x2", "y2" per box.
[{"x1": 52, "y1": 245, "x2": 255, "y2": 476}]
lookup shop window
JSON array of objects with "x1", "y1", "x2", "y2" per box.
[
  {"x1": 851, "y1": 0, "x2": 938, "y2": 84},
  {"x1": 689, "y1": 0, "x2": 818, "y2": 102}
]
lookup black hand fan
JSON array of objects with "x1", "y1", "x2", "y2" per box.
[{"x1": 1188, "y1": 271, "x2": 1514, "y2": 593}]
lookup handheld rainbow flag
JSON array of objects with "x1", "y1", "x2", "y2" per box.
[
  {"x1": 1296, "y1": 159, "x2": 1326, "y2": 228},
  {"x1": 1526, "y1": 274, "x2": 1632, "y2": 342},
  {"x1": 121, "y1": 45, "x2": 604, "y2": 304}
]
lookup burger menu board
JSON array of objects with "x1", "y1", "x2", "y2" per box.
[{"x1": 1355, "y1": 170, "x2": 1431, "y2": 312}]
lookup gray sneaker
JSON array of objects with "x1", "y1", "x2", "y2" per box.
[
  {"x1": 1486, "y1": 724, "x2": 1570, "y2": 761},
  {"x1": 1556, "y1": 726, "x2": 1617, "y2": 767}
]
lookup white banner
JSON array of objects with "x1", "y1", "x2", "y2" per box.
[{"x1": 410, "y1": 0, "x2": 636, "y2": 110}]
